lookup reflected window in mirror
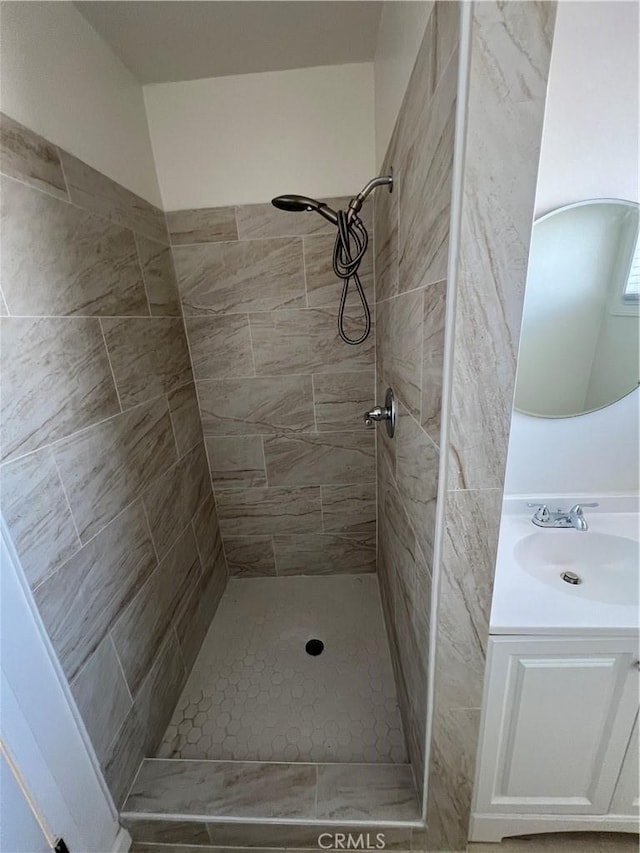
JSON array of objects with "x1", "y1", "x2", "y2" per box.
[{"x1": 514, "y1": 199, "x2": 640, "y2": 418}]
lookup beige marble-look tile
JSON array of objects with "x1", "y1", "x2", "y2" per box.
[
  {"x1": 395, "y1": 405, "x2": 439, "y2": 567},
  {"x1": 168, "y1": 382, "x2": 203, "y2": 457},
  {"x1": 374, "y1": 152, "x2": 399, "y2": 304},
  {"x1": 185, "y1": 314, "x2": 254, "y2": 381},
  {"x1": 426, "y1": 708, "x2": 481, "y2": 853},
  {"x1": 167, "y1": 206, "x2": 238, "y2": 245},
  {"x1": 111, "y1": 526, "x2": 200, "y2": 695},
  {"x1": 134, "y1": 631, "x2": 187, "y2": 754},
  {"x1": 53, "y1": 396, "x2": 177, "y2": 541},
  {"x1": 0, "y1": 288, "x2": 8, "y2": 316},
  {"x1": 121, "y1": 816, "x2": 210, "y2": 845},
  {"x1": 421, "y1": 279, "x2": 447, "y2": 443},
  {"x1": 175, "y1": 557, "x2": 226, "y2": 672},
  {"x1": 224, "y1": 535, "x2": 276, "y2": 577},
  {"x1": 398, "y1": 48, "x2": 457, "y2": 295},
  {"x1": 216, "y1": 486, "x2": 322, "y2": 537},
  {"x1": 436, "y1": 488, "x2": 502, "y2": 711},
  {"x1": 1, "y1": 316, "x2": 120, "y2": 462},
  {"x1": 101, "y1": 317, "x2": 192, "y2": 409},
  {"x1": 59, "y1": 150, "x2": 168, "y2": 243},
  {"x1": 124, "y1": 759, "x2": 317, "y2": 819},
  {"x1": 0, "y1": 112, "x2": 67, "y2": 199},
  {"x1": 303, "y1": 231, "x2": 374, "y2": 309},
  {"x1": 191, "y1": 493, "x2": 226, "y2": 585},
  {"x1": 273, "y1": 532, "x2": 376, "y2": 575},
  {"x1": 316, "y1": 764, "x2": 419, "y2": 821},
  {"x1": 69, "y1": 635, "x2": 132, "y2": 763},
  {"x1": 434, "y1": 0, "x2": 461, "y2": 77},
  {"x1": 103, "y1": 706, "x2": 147, "y2": 809},
  {"x1": 321, "y1": 483, "x2": 376, "y2": 534},
  {"x1": 263, "y1": 431, "x2": 375, "y2": 487},
  {"x1": 33, "y1": 500, "x2": 157, "y2": 682},
  {"x1": 1, "y1": 175, "x2": 148, "y2": 317},
  {"x1": 197, "y1": 375, "x2": 315, "y2": 436},
  {"x1": 205, "y1": 435, "x2": 266, "y2": 491},
  {"x1": 142, "y1": 441, "x2": 211, "y2": 560},
  {"x1": 0, "y1": 447, "x2": 81, "y2": 588},
  {"x1": 175, "y1": 238, "x2": 305, "y2": 315},
  {"x1": 377, "y1": 289, "x2": 424, "y2": 420},
  {"x1": 313, "y1": 371, "x2": 374, "y2": 431},
  {"x1": 135, "y1": 234, "x2": 182, "y2": 316},
  {"x1": 250, "y1": 308, "x2": 374, "y2": 375},
  {"x1": 235, "y1": 196, "x2": 352, "y2": 240}
]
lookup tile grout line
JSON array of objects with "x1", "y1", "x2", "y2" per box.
[
  {"x1": 97, "y1": 317, "x2": 124, "y2": 413},
  {"x1": 108, "y1": 630, "x2": 136, "y2": 706},
  {"x1": 133, "y1": 231, "x2": 155, "y2": 318},
  {"x1": 49, "y1": 449, "x2": 84, "y2": 545}
]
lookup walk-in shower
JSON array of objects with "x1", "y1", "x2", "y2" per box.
[{"x1": 272, "y1": 174, "x2": 393, "y2": 344}]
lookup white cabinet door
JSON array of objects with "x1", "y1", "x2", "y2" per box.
[
  {"x1": 474, "y1": 636, "x2": 639, "y2": 815},
  {"x1": 610, "y1": 714, "x2": 639, "y2": 816}
]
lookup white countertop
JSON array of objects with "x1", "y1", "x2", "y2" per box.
[{"x1": 490, "y1": 496, "x2": 640, "y2": 636}]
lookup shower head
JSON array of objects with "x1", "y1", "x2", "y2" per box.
[{"x1": 271, "y1": 194, "x2": 338, "y2": 225}]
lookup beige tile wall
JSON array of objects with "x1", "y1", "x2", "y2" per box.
[
  {"x1": 0, "y1": 113, "x2": 228, "y2": 807},
  {"x1": 425, "y1": 3, "x2": 556, "y2": 850},
  {"x1": 373, "y1": 1, "x2": 460, "y2": 800},
  {"x1": 168, "y1": 199, "x2": 377, "y2": 577}
]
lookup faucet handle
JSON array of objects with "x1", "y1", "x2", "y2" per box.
[
  {"x1": 527, "y1": 503, "x2": 550, "y2": 523},
  {"x1": 569, "y1": 502, "x2": 599, "y2": 514}
]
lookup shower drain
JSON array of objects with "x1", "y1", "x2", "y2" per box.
[{"x1": 305, "y1": 639, "x2": 324, "y2": 656}]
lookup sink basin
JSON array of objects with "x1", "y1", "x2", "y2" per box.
[{"x1": 514, "y1": 531, "x2": 639, "y2": 606}]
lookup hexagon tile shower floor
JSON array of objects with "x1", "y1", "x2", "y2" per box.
[{"x1": 158, "y1": 575, "x2": 407, "y2": 763}]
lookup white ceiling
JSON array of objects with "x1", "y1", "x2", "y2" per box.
[{"x1": 74, "y1": 1, "x2": 383, "y2": 85}]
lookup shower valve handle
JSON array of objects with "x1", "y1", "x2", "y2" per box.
[{"x1": 363, "y1": 388, "x2": 397, "y2": 438}]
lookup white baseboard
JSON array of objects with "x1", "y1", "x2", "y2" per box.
[
  {"x1": 111, "y1": 827, "x2": 132, "y2": 852},
  {"x1": 469, "y1": 812, "x2": 640, "y2": 843}
]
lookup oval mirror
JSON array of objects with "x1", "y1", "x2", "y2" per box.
[{"x1": 514, "y1": 199, "x2": 640, "y2": 418}]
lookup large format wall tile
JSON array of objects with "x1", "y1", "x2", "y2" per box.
[
  {"x1": 198, "y1": 375, "x2": 315, "y2": 436},
  {"x1": 168, "y1": 382, "x2": 203, "y2": 457},
  {"x1": 103, "y1": 707, "x2": 147, "y2": 809},
  {"x1": 0, "y1": 112, "x2": 67, "y2": 199},
  {"x1": 111, "y1": 526, "x2": 201, "y2": 695},
  {"x1": 1, "y1": 316, "x2": 120, "y2": 461},
  {"x1": 59, "y1": 150, "x2": 168, "y2": 243},
  {"x1": 320, "y1": 484, "x2": 376, "y2": 534},
  {"x1": 34, "y1": 500, "x2": 157, "y2": 682},
  {"x1": 263, "y1": 431, "x2": 375, "y2": 487},
  {"x1": 224, "y1": 536, "x2": 277, "y2": 577},
  {"x1": 216, "y1": 486, "x2": 322, "y2": 537},
  {"x1": 421, "y1": 279, "x2": 447, "y2": 442},
  {"x1": 133, "y1": 631, "x2": 187, "y2": 754},
  {"x1": 0, "y1": 447, "x2": 81, "y2": 588},
  {"x1": 167, "y1": 206, "x2": 238, "y2": 245},
  {"x1": 1, "y1": 176, "x2": 148, "y2": 317},
  {"x1": 191, "y1": 494, "x2": 226, "y2": 585},
  {"x1": 205, "y1": 435, "x2": 266, "y2": 490},
  {"x1": 102, "y1": 317, "x2": 192, "y2": 409},
  {"x1": 312, "y1": 371, "x2": 374, "y2": 431},
  {"x1": 250, "y1": 308, "x2": 374, "y2": 375},
  {"x1": 142, "y1": 441, "x2": 211, "y2": 559},
  {"x1": 303, "y1": 232, "x2": 374, "y2": 309},
  {"x1": 273, "y1": 533, "x2": 376, "y2": 575},
  {"x1": 377, "y1": 290, "x2": 424, "y2": 420},
  {"x1": 69, "y1": 635, "x2": 133, "y2": 763},
  {"x1": 135, "y1": 235, "x2": 182, "y2": 316},
  {"x1": 53, "y1": 396, "x2": 177, "y2": 540},
  {"x1": 185, "y1": 314, "x2": 254, "y2": 380},
  {"x1": 235, "y1": 196, "x2": 350, "y2": 240},
  {"x1": 175, "y1": 238, "x2": 305, "y2": 314}
]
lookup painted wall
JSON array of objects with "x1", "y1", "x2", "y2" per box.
[
  {"x1": 144, "y1": 63, "x2": 375, "y2": 210},
  {"x1": 0, "y1": 115, "x2": 227, "y2": 807},
  {"x1": 0, "y1": 2, "x2": 162, "y2": 207},
  {"x1": 374, "y1": 0, "x2": 459, "y2": 797},
  {"x1": 373, "y1": 1, "x2": 432, "y2": 168},
  {"x1": 167, "y1": 199, "x2": 376, "y2": 579},
  {"x1": 504, "y1": 0, "x2": 640, "y2": 496}
]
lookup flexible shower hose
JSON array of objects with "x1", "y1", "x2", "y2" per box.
[{"x1": 333, "y1": 209, "x2": 371, "y2": 345}]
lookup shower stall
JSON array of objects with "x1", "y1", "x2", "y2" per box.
[{"x1": 0, "y1": 1, "x2": 554, "y2": 849}]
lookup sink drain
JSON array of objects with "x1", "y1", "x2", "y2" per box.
[
  {"x1": 305, "y1": 639, "x2": 324, "y2": 656},
  {"x1": 561, "y1": 571, "x2": 581, "y2": 585}
]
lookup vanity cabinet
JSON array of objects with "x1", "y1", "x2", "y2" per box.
[{"x1": 470, "y1": 635, "x2": 640, "y2": 841}]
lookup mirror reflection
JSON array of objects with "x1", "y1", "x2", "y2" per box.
[{"x1": 515, "y1": 199, "x2": 640, "y2": 418}]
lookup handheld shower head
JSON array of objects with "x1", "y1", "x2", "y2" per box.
[{"x1": 271, "y1": 194, "x2": 338, "y2": 225}]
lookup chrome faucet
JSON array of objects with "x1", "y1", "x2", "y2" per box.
[{"x1": 528, "y1": 502, "x2": 599, "y2": 531}]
